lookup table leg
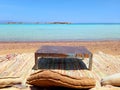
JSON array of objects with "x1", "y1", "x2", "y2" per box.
[
  {"x1": 35, "y1": 53, "x2": 38, "y2": 70},
  {"x1": 82, "y1": 54, "x2": 84, "y2": 60},
  {"x1": 88, "y1": 54, "x2": 93, "y2": 70}
]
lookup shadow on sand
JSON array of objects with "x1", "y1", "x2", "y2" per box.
[
  {"x1": 33, "y1": 58, "x2": 88, "y2": 70},
  {"x1": 29, "y1": 86, "x2": 89, "y2": 90}
]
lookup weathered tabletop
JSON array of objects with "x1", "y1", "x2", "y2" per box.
[{"x1": 35, "y1": 46, "x2": 93, "y2": 70}]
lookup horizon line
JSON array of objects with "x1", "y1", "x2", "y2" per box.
[{"x1": 0, "y1": 22, "x2": 120, "y2": 24}]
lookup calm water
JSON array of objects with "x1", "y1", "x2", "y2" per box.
[{"x1": 0, "y1": 24, "x2": 120, "y2": 41}]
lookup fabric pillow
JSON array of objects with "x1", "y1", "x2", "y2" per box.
[
  {"x1": 27, "y1": 70, "x2": 96, "y2": 89},
  {"x1": 0, "y1": 77, "x2": 22, "y2": 88},
  {"x1": 101, "y1": 73, "x2": 120, "y2": 86}
]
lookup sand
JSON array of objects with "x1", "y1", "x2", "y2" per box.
[
  {"x1": 0, "y1": 40, "x2": 120, "y2": 55},
  {"x1": 0, "y1": 40, "x2": 120, "y2": 90}
]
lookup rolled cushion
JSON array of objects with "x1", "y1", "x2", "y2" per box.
[
  {"x1": 91, "y1": 86, "x2": 120, "y2": 90},
  {"x1": 27, "y1": 70, "x2": 96, "y2": 89},
  {"x1": 101, "y1": 73, "x2": 120, "y2": 86},
  {"x1": 0, "y1": 77, "x2": 22, "y2": 88}
]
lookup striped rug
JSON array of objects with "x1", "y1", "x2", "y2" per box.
[{"x1": 0, "y1": 52, "x2": 120, "y2": 88}]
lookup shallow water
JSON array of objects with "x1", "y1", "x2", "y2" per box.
[{"x1": 0, "y1": 24, "x2": 120, "y2": 41}]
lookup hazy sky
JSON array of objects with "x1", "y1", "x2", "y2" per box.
[{"x1": 0, "y1": 0, "x2": 120, "y2": 23}]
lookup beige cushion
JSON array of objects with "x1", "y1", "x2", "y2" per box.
[
  {"x1": 0, "y1": 77, "x2": 22, "y2": 88},
  {"x1": 27, "y1": 70, "x2": 96, "y2": 89},
  {"x1": 101, "y1": 73, "x2": 120, "y2": 86},
  {"x1": 91, "y1": 86, "x2": 120, "y2": 90}
]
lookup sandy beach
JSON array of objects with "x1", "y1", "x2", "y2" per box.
[
  {"x1": 0, "y1": 40, "x2": 120, "y2": 55},
  {"x1": 0, "y1": 40, "x2": 120, "y2": 90},
  {"x1": 1, "y1": 0, "x2": 120, "y2": 89}
]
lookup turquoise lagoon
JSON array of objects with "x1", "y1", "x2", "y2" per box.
[{"x1": 0, "y1": 24, "x2": 120, "y2": 42}]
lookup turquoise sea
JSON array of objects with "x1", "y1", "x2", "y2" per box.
[{"x1": 0, "y1": 24, "x2": 120, "y2": 42}]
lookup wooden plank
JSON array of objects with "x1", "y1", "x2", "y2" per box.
[{"x1": 36, "y1": 46, "x2": 92, "y2": 57}]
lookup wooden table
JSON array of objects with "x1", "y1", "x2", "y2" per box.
[{"x1": 35, "y1": 46, "x2": 93, "y2": 70}]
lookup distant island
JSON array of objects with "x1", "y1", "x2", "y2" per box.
[
  {"x1": 1, "y1": 21, "x2": 120, "y2": 24},
  {"x1": 2, "y1": 22, "x2": 72, "y2": 24},
  {"x1": 47, "y1": 22, "x2": 71, "y2": 24}
]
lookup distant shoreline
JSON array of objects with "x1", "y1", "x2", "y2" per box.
[{"x1": 0, "y1": 23, "x2": 120, "y2": 24}]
